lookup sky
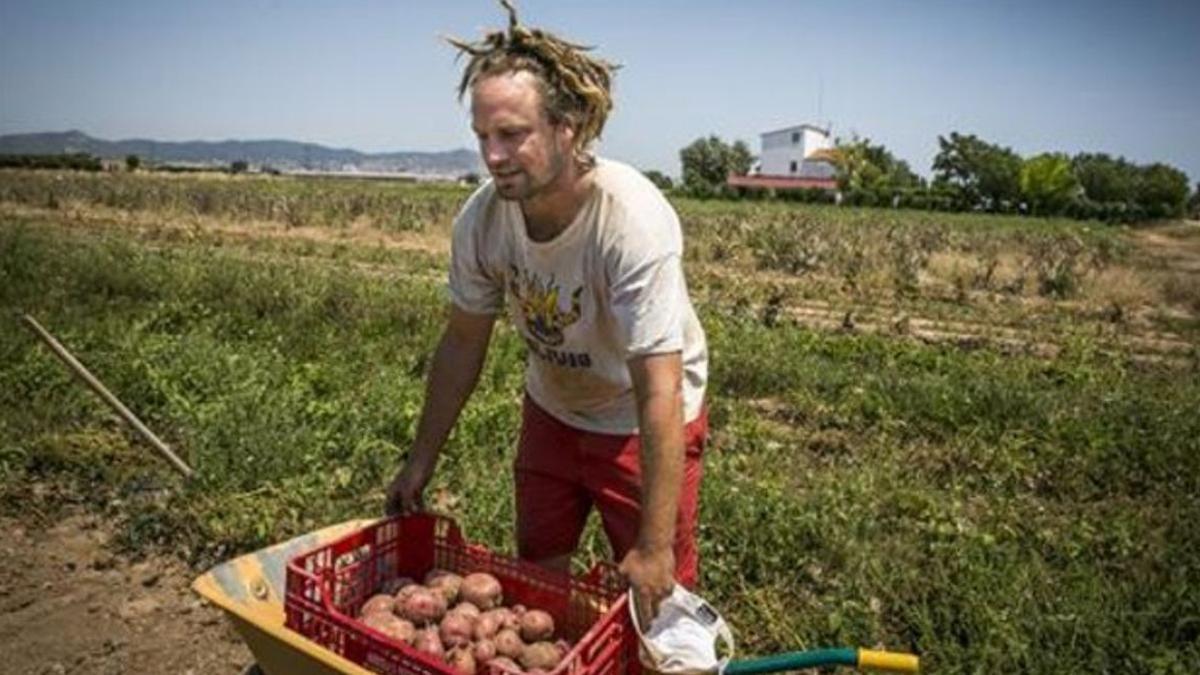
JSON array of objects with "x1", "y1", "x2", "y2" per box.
[{"x1": 1, "y1": 0, "x2": 1198, "y2": 181}]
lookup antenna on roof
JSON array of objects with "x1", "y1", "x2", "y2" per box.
[{"x1": 817, "y1": 76, "x2": 824, "y2": 126}]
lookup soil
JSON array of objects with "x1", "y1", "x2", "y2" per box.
[{"x1": 0, "y1": 504, "x2": 252, "y2": 675}]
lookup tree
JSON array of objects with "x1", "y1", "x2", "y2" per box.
[
  {"x1": 125, "y1": 154, "x2": 141, "y2": 171},
  {"x1": 642, "y1": 169, "x2": 674, "y2": 191},
  {"x1": 1072, "y1": 153, "x2": 1138, "y2": 204},
  {"x1": 932, "y1": 132, "x2": 1022, "y2": 211},
  {"x1": 1134, "y1": 163, "x2": 1190, "y2": 219},
  {"x1": 679, "y1": 135, "x2": 754, "y2": 197},
  {"x1": 1189, "y1": 183, "x2": 1200, "y2": 220},
  {"x1": 230, "y1": 160, "x2": 249, "y2": 174},
  {"x1": 1020, "y1": 153, "x2": 1081, "y2": 215},
  {"x1": 834, "y1": 137, "x2": 922, "y2": 198}
]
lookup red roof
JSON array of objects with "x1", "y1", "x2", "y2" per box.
[{"x1": 727, "y1": 174, "x2": 838, "y2": 191}]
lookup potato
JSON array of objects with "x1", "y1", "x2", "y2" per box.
[
  {"x1": 427, "y1": 570, "x2": 464, "y2": 604},
  {"x1": 393, "y1": 582, "x2": 423, "y2": 605},
  {"x1": 518, "y1": 641, "x2": 563, "y2": 671},
  {"x1": 485, "y1": 607, "x2": 519, "y2": 631},
  {"x1": 440, "y1": 611, "x2": 475, "y2": 648},
  {"x1": 451, "y1": 601, "x2": 482, "y2": 619},
  {"x1": 447, "y1": 647, "x2": 478, "y2": 675},
  {"x1": 473, "y1": 612, "x2": 502, "y2": 640},
  {"x1": 399, "y1": 587, "x2": 447, "y2": 625},
  {"x1": 359, "y1": 593, "x2": 397, "y2": 617},
  {"x1": 494, "y1": 628, "x2": 525, "y2": 659},
  {"x1": 488, "y1": 656, "x2": 522, "y2": 673},
  {"x1": 382, "y1": 576, "x2": 418, "y2": 596},
  {"x1": 472, "y1": 638, "x2": 497, "y2": 662},
  {"x1": 518, "y1": 610, "x2": 555, "y2": 642},
  {"x1": 362, "y1": 612, "x2": 416, "y2": 644},
  {"x1": 413, "y1": 628, "x2": 446, "y2": 659},
  {"x1": 460, "y1": 572, "x2": 503, "y2": 610}
]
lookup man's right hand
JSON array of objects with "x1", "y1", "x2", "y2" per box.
[{"x1": 385, "y1": 455, "x2": 435, "y2": 516}]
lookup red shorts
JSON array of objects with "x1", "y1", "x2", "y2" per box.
[{"x1": 514, "y1": 395, "x2": 707, "y2": 587}]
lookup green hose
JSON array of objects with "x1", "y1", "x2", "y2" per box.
[{"x1": 724, "y1": 648, "x2": 858, "y2": 674}]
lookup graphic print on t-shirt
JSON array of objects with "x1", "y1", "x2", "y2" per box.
[
  {"x1": 508, "y1": 264, "x2": 582, "y2": 346},
  {"x1": 508, "y1": 265, "x2": 593, "y2": 369}
]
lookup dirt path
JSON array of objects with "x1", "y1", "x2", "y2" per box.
[{"x1": 0, "y1": 505, "x2": 252, "y2": 675}]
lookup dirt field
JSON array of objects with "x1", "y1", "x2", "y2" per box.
[{"x1": 1, "y1": 491, "x2": 251, "y2": 675}]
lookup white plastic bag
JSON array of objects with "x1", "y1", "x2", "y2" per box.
[{"x1": 629, "y1": 585, "x2": 736, "y2": 675}]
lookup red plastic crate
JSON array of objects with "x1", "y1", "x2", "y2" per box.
[{"x1": 285, "y1": 514, "x2": 637, "y2": 675}]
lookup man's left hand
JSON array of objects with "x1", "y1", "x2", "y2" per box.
[{"x1": 619, "y1": 544, "x2": 676, "y2": 628}]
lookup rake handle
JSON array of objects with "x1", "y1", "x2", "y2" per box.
[{"x1": 20, "y1": 313, "x2": 196, "y2": 479}]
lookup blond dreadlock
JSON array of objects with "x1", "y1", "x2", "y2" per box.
[{"x1": 447, "y1": 0, "x2": 618, "y2": 161}]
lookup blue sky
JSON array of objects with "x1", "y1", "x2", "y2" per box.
[{"x1": 1, "y1": 1, "x2": 1197, "y2": 181}]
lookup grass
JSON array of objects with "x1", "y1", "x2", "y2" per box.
[{"x1": 1, "y1": 172, "x2": 1199, "y2": 673}]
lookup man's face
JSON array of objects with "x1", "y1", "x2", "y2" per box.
[{"x1": 471, "y1": 72, "x2": 574, "y2": 201}]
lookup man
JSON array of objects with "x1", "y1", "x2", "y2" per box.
[{"x1": 385, "y1": 2, "x2": 707, "y2": 624}]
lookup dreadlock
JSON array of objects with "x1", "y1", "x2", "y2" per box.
[{"x1": 447, "y1": 0, "x2": 618, "y2": 161}]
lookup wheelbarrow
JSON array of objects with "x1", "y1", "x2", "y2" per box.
[
  {"x1": 192, "y1": 518, "x2": 380, "y2": 675},
  {"x1": 193, "y1": 518, "x2": 918, "y2": 675}
]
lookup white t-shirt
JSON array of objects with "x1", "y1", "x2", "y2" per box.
[{"x1": 447, "y1": 158, "x2": 708, "y2": 434}]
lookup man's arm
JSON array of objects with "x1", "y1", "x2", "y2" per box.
[
  {"x1": 620, "y1": 350, "x2": 685, "y2": 626},
  {"x1": 386, "y1": 305, "x2": 496, "y2": 515}
]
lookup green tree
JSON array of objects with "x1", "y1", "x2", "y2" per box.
[
  {"x1": 834, "y1": 137, "x2": 922, "y2": 199},
  {"x1": 1072, "y1": 153, "x2": 1138, "y2": 204},
  {"x1": 1134, "y1": 163, "x2": 1190, "y2": 219},
  {"x1": 1019, "y1": 153, "x2": 1081, "y2": 215},
  {"x1": 230, "y1": 160, "x2": 249, "y2": 174},
  {"x1": 679, "y1": 135, "x2": 754, "y2": 197},
  {"x1": 932, "y1": 132, "x2": 1022, "y2": 211},
  {"x1": 1189, "y1": 183, "x2": 1200, "y2": 219},
  {"x1": 642, "y1": 169, "x2": 674, "y2": 191},
  {"x1": 124, "y1": 154, "x2": 141, "y2": 171}
]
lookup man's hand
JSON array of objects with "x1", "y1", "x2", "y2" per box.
[
  {"x1": 620, "y1": 544, "x2": 676, "y2": 628},
  {"x1": 385, "y1": 455, "x2": 435, "y2": 516}
]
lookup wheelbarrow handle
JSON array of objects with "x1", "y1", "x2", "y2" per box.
[{"x1": 724, "y1": 647, "x2": 919, "y2": 674}]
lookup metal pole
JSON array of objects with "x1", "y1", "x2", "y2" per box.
[{"x1": 20, "y1": 314, "x2": 196, "y2": 479}]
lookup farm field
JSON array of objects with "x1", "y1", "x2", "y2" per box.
[{"x1": 1, "y1": 170, "x2": 1199, "y2": 674}]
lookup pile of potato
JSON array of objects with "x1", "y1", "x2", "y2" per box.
[{"x1": 355, "y1": 569, "x2": 572, "y2": 675}]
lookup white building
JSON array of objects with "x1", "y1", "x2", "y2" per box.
[
  {"x1": 729, "y1": 122, "x2": 839, "y2": 192},
  {"x1": 755, "y1": 123, "x2": 836, "y2": 179}
]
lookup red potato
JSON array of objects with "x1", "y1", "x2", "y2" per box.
[
  {"x1": 473, "y1": 612, "x2": 502, "y2": 641},
  {"x1": 518, "y1": 610, "x2": 555, "y2": 642},
  {"x1": 451, "y1": 601, "x2": 482, "y2": 619},
  {"x1": 413, "y1": 628, "x2": 446, "y2": 659},
  {"x1": 440, "y1": 612, "x2": 475, "y2": 648},
  {"x1": 485, "y1": 607, "x2": 519, "y2": 631},
  {"x1": 488, "y1": 656, "x2": 522, "y2": 673},
  {"x1": 447, "y1": 647, "x2": 478, "y2": 675},
  {"x1": 382, "y1": 576, "x2": 418, "y2": 596},
  {"x1": 518, "y1": 641, "x2": 564, "y2": 671},
  {"x1": 400, "y1": 587, "x2": 448, "y2": 625},
  {"x1": 460, "y1": 572, "x2": 503, "y2": 610},
  {"x1": 472, "y1": 638, "x2": 497, "y2": 662},
  {"x1": 427, "y1": 570, "x2": 464, "y2": 604},
  {"x1": 494, "y1": 628, "x2": 525, "y2": 659},
  {"x1": 394, "y1": 582, "x2": 423, "y2": 605},
  {"x1": 359, "y1": 593, "x2": 397, "y2": 617},
  {"x1": 362, "y1": 612, "x2": 416, "y2": 644}
]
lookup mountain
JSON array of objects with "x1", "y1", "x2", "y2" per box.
[{"x1": 0, "y1": 130, "x2": 481, "y2": 176}]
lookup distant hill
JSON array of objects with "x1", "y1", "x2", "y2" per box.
[{"x1": 0, "y1": 130, "x2": 481, "y2": 176}]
